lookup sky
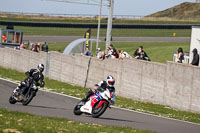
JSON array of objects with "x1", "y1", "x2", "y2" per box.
[{"x1": 0, "y1": 0, "x2": 196, "y2": 16}]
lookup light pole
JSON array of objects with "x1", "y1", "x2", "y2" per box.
[
  {"x1": 105, "y1": 0, "x2": 114, "y2": 51},
  {"x1": 96, "y1": 0, "x2": 103, "y2": 50}
]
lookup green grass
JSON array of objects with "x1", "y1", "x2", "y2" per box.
[
  {"x1": 47, "y1": 42, "x2": 190, "y2": 63},
  {"x1": 0, "y1": 109, "x2": 153, "y2": 133},
  {"x1": 0, "y1": 66, "x2": 200, "y2": 124},
  {"x1": 48, "y1": 42, "x2": 69, "y2": 52},
  {"x1": 1, "y1": 15, "x2": 200, "y2": 25},
  {"x1": 0, "y1": 25, "x2": 191, "y2": 37}
]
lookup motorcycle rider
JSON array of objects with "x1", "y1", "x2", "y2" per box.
[
  {"x1": 82, "y1": 75, "x2": 116, "y2": 105},
  {"x1": 15, "y1": 64, "x2": 45, "y2": 96}
]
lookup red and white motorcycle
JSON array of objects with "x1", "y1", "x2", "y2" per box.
[{"x1": 73, "y1": 88, "x2": 113, "y2": 118}]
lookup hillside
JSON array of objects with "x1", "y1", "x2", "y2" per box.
[{"x1": 147, "y1": 2, "x2": 200, "y2": 17}]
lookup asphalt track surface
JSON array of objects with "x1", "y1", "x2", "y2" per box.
[
  {"x1": 23, "y1": 36, "x2": 190, "y2": 43},
  {"x1": 1, "y1": 79, "x2": 200, "y2": 133}
]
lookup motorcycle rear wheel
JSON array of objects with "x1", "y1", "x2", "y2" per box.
[
  {"x1": 92, "y1": 101, "x2": 108, "y2": 118},
  {"x1": 9, "y1": 95, "x2": 17, "y2": 104},
  {"x1": 73, "y1": 101, "x2": 83, "y2": 115}
]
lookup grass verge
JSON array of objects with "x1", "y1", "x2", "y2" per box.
[
  {"x1": 47, "y1": 41, "x2": 190, "y2": 63},
  {"x1": 0, "y1": 66, "x2": 200, "y2": 124},
  {"x1": 0, "y1": 109, "x2": 153, "y2": 133},
  {"x1": 1, "y1": 15, "x2": 200, "y2": 25},
  {"x1": 0, "y1": 25, "x2": 191, "y2": 37}
]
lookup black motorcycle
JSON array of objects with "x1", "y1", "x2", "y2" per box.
[{"x1": 9, "y1": 78, "x2": 38, "y2": 106}]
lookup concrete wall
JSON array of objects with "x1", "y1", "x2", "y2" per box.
[
  {"x1": 48, "y1": 52, "x2": 91, "y2": 87},
  {"x1": 0, "y1": 47, "x2": 47, "y2": 74},
  {"x1": 164, "y1": 62, "x2": 200, "y2": 113},
  {"x1": 1, "y1": 47, "x2": 200, "y2": 113}
]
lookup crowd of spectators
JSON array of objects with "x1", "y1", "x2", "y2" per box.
[
  {"x1": 83, "y1": 44, "x2": 151, "y2": 62},
  {"x1": 176, "y1": 47, "x2": 199, "y2": 66},
  {"x1": 19, "y1": 41, "x2": 48, "y2": 52}
]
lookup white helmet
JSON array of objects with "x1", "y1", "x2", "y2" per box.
[
  {"x1": 106, "y1": 75, "x2": 115, "y2": 87},
  {"x1": 37, "y1": 64, "x2": 44, "y2": 72}
]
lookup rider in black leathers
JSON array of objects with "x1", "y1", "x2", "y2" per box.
[{"x1": 16, "y1": 64, "x2": 45, "y2": 96}]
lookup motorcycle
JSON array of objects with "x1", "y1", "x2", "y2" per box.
[
  {"x1": 73, "y1": 88, "x2": 112, "y2": 118},
  {"x1": 9, "y1": 78, "x2": 38, "y2": 106}
]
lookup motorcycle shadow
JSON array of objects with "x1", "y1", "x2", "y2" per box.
[
  {"x1": 85, "y1": 115, "x2": 142, "y2": 123},
  {"x1": 27, "y1": 105, "x2": 67, "y2": 111}
]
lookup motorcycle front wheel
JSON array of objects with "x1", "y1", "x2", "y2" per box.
[
  {"x1": 22, "y1": 91, "x2": 34, "y2": 106},
  {"x1": 92, "y1": 101, "x2": 108, "y2": 118}
]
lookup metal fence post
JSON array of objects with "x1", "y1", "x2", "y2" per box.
[{"x1": 45, "y1": 52, "x2": 51, "y2": 77}]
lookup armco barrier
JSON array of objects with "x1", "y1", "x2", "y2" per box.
[{"x1": 1, "y1": 47, "x2": 200, "y2": 113}]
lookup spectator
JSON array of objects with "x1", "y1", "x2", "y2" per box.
[
  {"x1": 2, "y1": 34, "x2": 7, "y2": 43},
  {"x1": 191, "y1": 48, "x2": 199, "y2": 66},
  {"x1": 134, "y1": 46, "x2": 150, "y2": 61},
  {"x1": 20, "y1": 42, "x2": 26, "y2": 49},
  {"x1": 119, "y1": 50, "x2": 132, "y2": 59},
  {"x1": 106, "y1": 47, "x2": 112, "y2": 58},
  {"x1": 112, "y1": 50, "x2": 119, "y2": 59},
  {"x1": 110, "y1": 44, "x2": 116, "y2": 53},
  {"x1": 96, "y1": 48, "x2": 105, "y2": 60},
  {"x1": 177, "y1": 47, "x2": 184, "y2": 63},
  {"x1": 83, "y1": 47, "x2": 93, "y2": 56},
  {"x1": 30, "y1": 43, "x2": 34, "y2": 50},
  {"x1": 41, "y1": 42, "x2": 48, "y2": 52},
  {"x1": 32, "y1": 43, "x2": 40, "y2": 52}
]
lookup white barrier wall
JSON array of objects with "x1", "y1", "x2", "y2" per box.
[{"x1": 1, "y1": 47, "x2": 200, "y2": 113}]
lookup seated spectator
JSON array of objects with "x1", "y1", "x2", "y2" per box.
[
  {"x1": 109, "y1": 44, "x2": 116, "y2": 53},
  {"x1": 112, "y1": 50, "x2": 119, "y2": 59},
  {"x1": 41, "y1": 42, "x2": 48, "y2": 52},
  {"x1": 134, "y1": 46, "x2": 150, "y2": 61},
  {"x1": 83, "y1": 47, "x2": 93, "y2": 56},
  {"x1": 119, "y1": 50, "x2": 132, "y2": 59},
  {"x1": 20, "y1": 42, "x2": 26, "y2": 49},
  {"x1": 106, "y1": 47, "x2": 112, "y2": 58},
  {"x1": 191, "y1": 48, "x2": 199, "y2": 66},
  {"x1": 96, "y1": 48, "x2": 105, "y2": 60},
  {"x1": 177, "y1": 47, "x2": 184, "y2": 63}
]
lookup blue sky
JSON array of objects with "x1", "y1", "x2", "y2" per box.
[{"x1": 0, "y1": 0, "x2": 195, "y2": 16}]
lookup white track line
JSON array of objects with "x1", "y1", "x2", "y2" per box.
[{"x1": 1, "y1": 77, "x2": 200, "y2": 126}]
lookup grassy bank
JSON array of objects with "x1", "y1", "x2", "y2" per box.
[
  {"x1": 47, "y1": 42, "x2": 190, "y2": 63},
  {"x1": 1, "y1": 14, "x2": 200, "y2": 25},
  {"x1": 0, "y1": 25, "x2": 191, "y2": 37},
  {"x1": 0, "y1": 109, "x2": 153, "y2": 133},
  {"x1": 0, "y1": 66, "x2": 200, "y2": 124}
]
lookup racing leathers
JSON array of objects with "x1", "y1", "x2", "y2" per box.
[
  {"x1": 16, "y1": 69, "x2": 45, "y2": 95},
  {"x1": 83, "y1": 80, "x2": 115, "y2": 105}
]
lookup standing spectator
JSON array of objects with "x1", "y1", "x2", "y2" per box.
[
  {"x1": 30, "y1": 43, "x2": 34, "y2": 50},
  {"x1": 191, "y1": 48, "x2": 199, "y2": 66},
  {"x1": 32, "y1": 43, "x2": 40, "y2": 52},
  {"x1": 2, "y1": 33, "x2": 7, "y2": 43},
  {"x1": 177, "y1": 47, "x2": 184, "y2": 63},
  {"x1": 119, "y1": 50, "x2": 132, "y2": 59},
  {"x1": 41, "y1": 42, "x2": 48, "y2": 52},
  {"x1": 20, "y1": 42, "x2": 26, "y2": 49},
  {"x1": 83, "y1": 47, "x2": 93, "y2": 56},
  {"x1": 134, "y1": 46, "x2": 150, "y2": 61}
]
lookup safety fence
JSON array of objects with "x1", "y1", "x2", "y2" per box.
[{"x1": 0, "y1": 47, "x2": 200, "y2": 113}]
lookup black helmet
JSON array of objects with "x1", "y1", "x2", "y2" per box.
[{"x1": 37, "y1": 64, "x2": 44, "y2": 72}]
